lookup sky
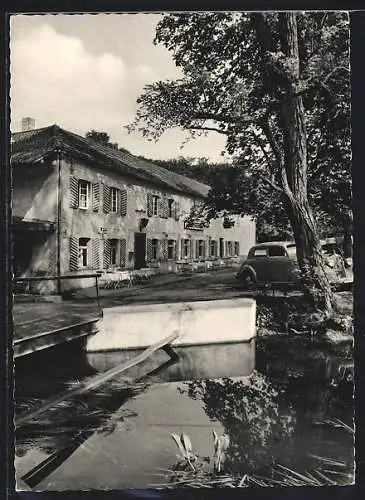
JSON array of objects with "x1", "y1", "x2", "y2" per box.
[{"x1": 10, "y1": 14, "x2": 229, "y2": 162}]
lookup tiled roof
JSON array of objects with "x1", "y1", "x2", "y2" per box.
[{"x1": 11, "y1": 125, "x2": 210, "y2": 198}]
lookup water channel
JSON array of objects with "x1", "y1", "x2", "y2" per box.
[{"x1": 15, "y1": 334, "x2": 354, "y2": 490}]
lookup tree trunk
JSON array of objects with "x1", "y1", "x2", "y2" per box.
[{"x1": 279, "y1": 13, "x2": 333, "y2": 317}]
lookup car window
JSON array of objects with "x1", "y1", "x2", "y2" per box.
[
  {"x1": 286, "y1": 244, "x2": 297, "y2": 257},
  {"x1": 268, "y1": 245, "x2": 287, "y2": 257},
  {"x1": 252, "y1": 248, "x2": 267, "y2": 257}
]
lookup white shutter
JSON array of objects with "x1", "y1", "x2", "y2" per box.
[
  {"x1": 91, "y1": 239, "x2": 100, "y2": 269},
  {"x1": 69, "y1": 237, "x2": 78, "y2": 271},
  {"x1": 120, "y1": 239, "x2": 127, "y2": 268},
  {"x1": 69, "y1": 176, "x2": 79, "y2": 208},
  {"x1": 160, "y1": 239, "x2": 168, "y2": 261},
  {"x1": 103, "y1": 184, "x2": 111, "y2": 213},
  {"x1": 120, "y1": 189, "x2": 127, "y2": 216},
  {"x1": 103, "y1": 239, "x2": 111, "y2": 269},
  {"x1": 147, "y1": 193, "x2": 153, "y2": 217},
  {"x1": 146, "y1": 239, "x2": 153, "y2": 262},
  {"x1": 92, "y1": 183, "x2": 100, "y2": 212}
]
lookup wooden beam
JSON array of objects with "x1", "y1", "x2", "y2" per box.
[{"x1": 16, "y1": 330, "x2": 180, "y2": 426}]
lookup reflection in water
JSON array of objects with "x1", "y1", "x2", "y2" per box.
[
  {"x1": 171, "y1": 337, "x2": 354, "y2": 484},
  {"x1": 87, "y1": 341, "x2": 256, "y2": 381},
  {"x1": 180, "y1": 373, "x2": 296, "y2": 474},
  {"x1": 15, "y1": 335, "x2": 354, "y2": 488}
]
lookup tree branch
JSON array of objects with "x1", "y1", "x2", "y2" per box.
[
  {"x1": 257, "y1": 172, "x2": 284, "y2": 194},
  {"x1": 261, "y1": 120, "x2": 293, "y2": 199},
  {"x1": 186, "y1": 125, "x2": 229, "y2": 135},
  {"x1": 260, "y1": 121, "x2": 284, "y2": 170},
  {"x1": 194, "y1": 111, "x2": 256, "y2": 124},
  {"x1": 251, "y1": 130, "x2": 277, "y2": 176}
]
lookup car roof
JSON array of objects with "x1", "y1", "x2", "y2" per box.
[{"x1": 252, "y1": 241, "x2": 295, "y2": 248}]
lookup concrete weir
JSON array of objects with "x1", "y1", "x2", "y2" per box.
[{"x1": 87, "y1": 298, "x2": 256, "y2": 352}]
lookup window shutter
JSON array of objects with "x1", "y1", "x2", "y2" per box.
[
  {"x1": 91, "y1": 239, "x2": 100, "y2": 270},
  {"x1": 190, "y1": 240, "x2": 195, "y2": 260},
  {"x1": 120, "y1": 189, "x2": 127, "y2": 216},
  {"x1": 120, "y1": 239, "x2": 126, "y2": 268},
  {"x1": 103, "y1": 184, "x2": 110, "y2": 213},
  {"x1": 195, "y1": 240, "x2": 200, "y2": 260},
  {"x1": 225, "y1": 241, "x2": 228, "y2": 257},
  {"x1": 160, "y1": 239, "x2": 168, "y2": 261},
  {"x1": 69, "y1": 237, "x2": 79, "y2": 271},
  {"x1": 207, "y1": 239, "x2": 211, "y2": 258},
  {"x1": 147, "y1": 193, "x2": 153, "y2": 217},
  {"x1": 172, "y1": 240, "x2": 176, "y2": 260},
  {"x1": 174, "y1": 201, "x2": 180, "y2": 221},
  {"x1": 158, "y1": 198, "x2": 164, "y2": 218},
  {"x1": 161, "y1": 197, "x2": 169, "y2": 219},
  {"x1": 92, "y1": 183, "x2": 100, "y2": 212},
  {"x1": 69, "y1": 176, "x2": 79, "y2": 208},
  {"x1": 202, "y1": 241, "x2": 206, "y2": 259},
  {"x1": 103, "y1": 239, "x2": 111, "y2": 269},
  {"x1": 146, "y1": 238, "x2": 153, "y2": 262}
]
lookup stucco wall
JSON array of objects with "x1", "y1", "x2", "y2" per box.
[
  {"x1": 13, "y1": 161, "x2": 58, "y2": 290},
  {"x1": 59, "y1": 156, "x2": 255, "y2": 273},
  {"x1": 12, "y1": 154, "x2": 256, "y2": 286},
  {"x1": 12, "y1": 163, "x2": 57, "y2": 220}
]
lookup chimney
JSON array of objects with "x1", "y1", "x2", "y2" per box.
[{"x1": 21, "y1": 117, "x2": 36, "y2": 132}]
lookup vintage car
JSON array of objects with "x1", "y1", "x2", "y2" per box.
[{"x1": 235, "y1": 241, "x2": 346, "y2": 288}]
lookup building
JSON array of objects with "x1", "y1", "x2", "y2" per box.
[{"x1": 11, "y1": 124, "x2": 255, "y2": 293}]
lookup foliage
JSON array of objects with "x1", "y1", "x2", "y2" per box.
[
  {"x1": 128, "y1": 12, "x2": 351, "y2": 308},
  {"x1": 178, "y1": 372, "x2": 296, "y2": 474},
  {"x1": 85, "y1": 130, "x2": 120, "y2": 150}
]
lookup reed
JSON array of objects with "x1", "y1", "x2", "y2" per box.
[{"x1": 149, "y1": 432, "x2": 354, "y2": 489}]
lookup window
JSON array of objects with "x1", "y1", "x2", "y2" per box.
[
  {"x1": 78, "y1": 180, "x2": 90, "y2": 209},
  {"x1": 253, "y1": 247, "x2": 267, "y2": 257},
  {"x1": 78, "y1": 238, "x2": 90, "y2": 267},
  {"x1": 110, "y1": 188, "x2": 119, "y2": 212},
  {"x1": 182, "y1": 239, "x2": 190, "y2": 259},
  {"x1": 152, "y1": 195, "x2": 159, "y2": 216},
  {"x1": 198, "y1": 240, "x2": 205, "y2": 259},
  {"x1": 227, "y1": 241, "x2": 233, "y2": 256},
  {"x1": 151, "y1": 239, "x2": 159, "y2": 260},
  {"x1": 168, "y1": 199, "x2": 175, "y2": 218},
  {"x1": 268, "y1": 245, "x2": 286, "y2": 257},
  {"x1": 234, "y1": 242, "x2": 240, "y2": 256},
  {"x1": 110, "y1": 239, "x2": 119, "y2": 266},
  {"x1": 168, "y1": 239, "x2": 175, "y2": 260},
  {"x1": 287, "y1": 244, "x2": 297, "y2": 257},
  {"x1": 210, "y1": 240, "x2": 217, "y2": 258}
]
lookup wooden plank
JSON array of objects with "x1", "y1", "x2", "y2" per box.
[
  {"x1": 15, "y1": 313, "x2": 66, "y2": 327},
  {"x1": 13, "y1": 319, "x2": 100, "y2": 359},
  {"x1": 13, "y1": 302, "x2": 101, "y2": 341},
  {"x1": 16, "y1": 330, "x2": 180, "y2": 426},
  {"x1": 14, "y1": 317, "x2": 100, "y2": 345}
]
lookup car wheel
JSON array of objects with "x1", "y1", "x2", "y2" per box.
[{"x1": 240, "y1": 271, "x2": 256, "y2": 289}]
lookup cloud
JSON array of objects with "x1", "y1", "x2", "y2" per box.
[
  {"x1": 10, "y1": 16, "x2": 228, "y2": 162},
  {"x1": 10, "y1": 24, "x2": 127, "y2": 132}
]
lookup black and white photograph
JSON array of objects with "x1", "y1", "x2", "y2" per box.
[{"x1": 10, "y1": 11, "x2": 354, "y2": 491}]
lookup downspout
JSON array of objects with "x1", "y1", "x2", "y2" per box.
[{"x1": 56, "y1": 149, "x2": 62, "y2": 295}]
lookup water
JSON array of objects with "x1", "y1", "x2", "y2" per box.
[{"x1": 14, "y1": 335, "x2": 354, "y2": 490}]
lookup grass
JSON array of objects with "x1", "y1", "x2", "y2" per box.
[
  {"x1": 149, "y1": 460, "x2": 354, "y2": 489},
  {"x1": 149, "y1": 426, "x2": 354, "y2": 489}
]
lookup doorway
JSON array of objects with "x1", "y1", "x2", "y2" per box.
[
  {"x1": 219, "y1": 238, "x2": 224, "y2": 258},
  {"x1": 134, "y1": 232, "x2": 147, "y2": 269}
]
